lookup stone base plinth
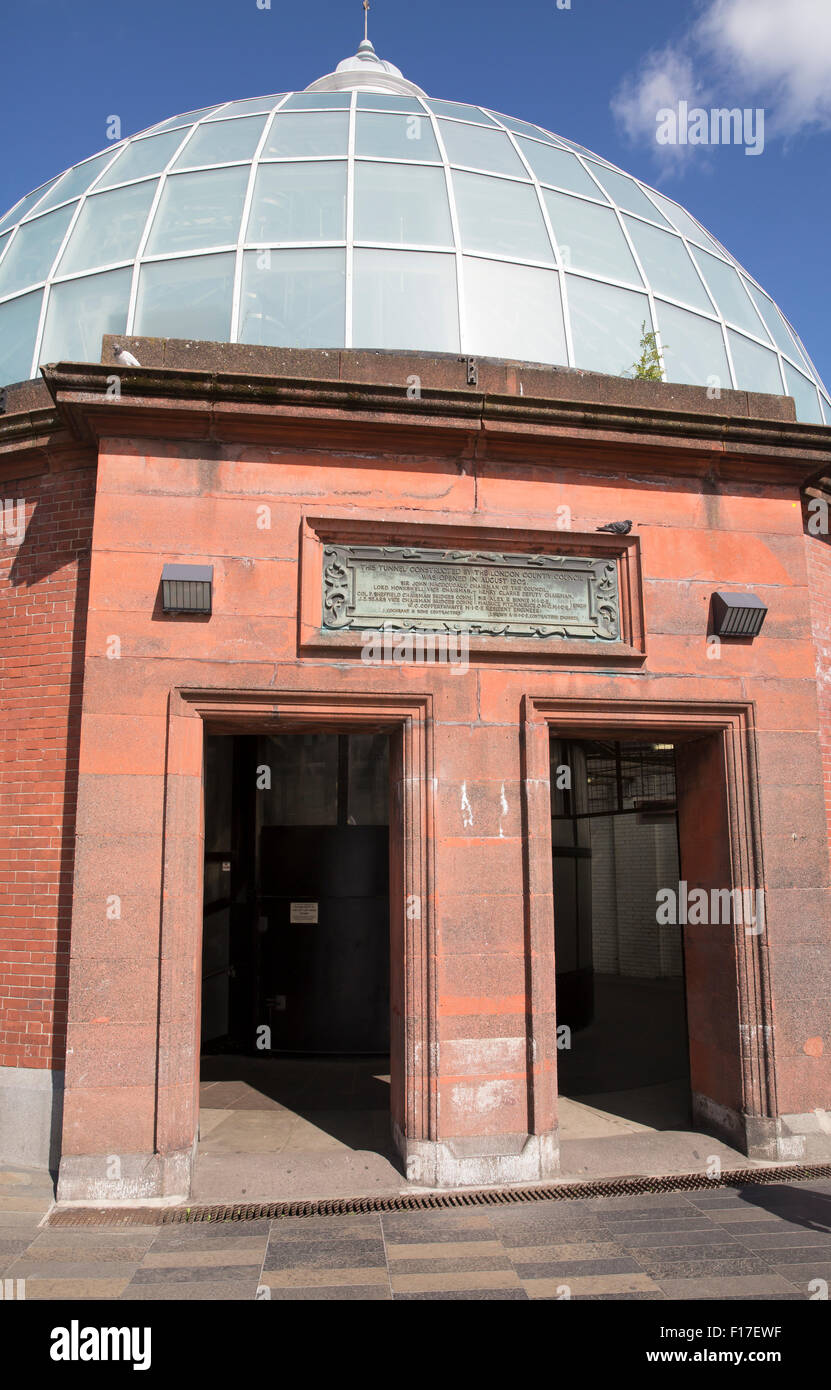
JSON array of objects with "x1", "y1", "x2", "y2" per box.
[
  {"x1": 56, "y1": 1147, "x2": 194, "y2": 1203},
  {"x1": 395, "y1": 1128, "x2": 560, "y2": 1188},
  {"x1": 0, "y1": 1065, "x2": 64, "y2": 1170}
]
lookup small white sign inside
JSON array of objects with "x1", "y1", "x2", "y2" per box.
[{"x1": 290, "y1": 902, "x2": 318, "y2": 924}]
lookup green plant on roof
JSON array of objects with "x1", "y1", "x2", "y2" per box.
[{"x1": 627, "y1": 323, "x2": 665, "y2": 381}]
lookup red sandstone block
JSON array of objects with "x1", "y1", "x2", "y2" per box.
[
  {"x1": 435, "y1": 780, "x2": 522, "y2": 840},
  {"x1": 64, "y1": 1022, "x2": 159, "y2": 1089},
  {"x1": 756, "y1": 731, "x2": 826, "y2": 788},
  {"x1": 83, "y1": 608, "x2": 298, "y2": 665},
  {"x1": 76, "y1": 772, "x2": 167, "y2": 834},
  {"x1": 752, "y1": 683, "x2": 821, "y2": 733},
  {"x1": 641, "y1": 527, "x2": 808, "y2": 587},
  {"x1": 90, "y1": 487, "x2": 299, "y2": 561},
  {"x1": 762, "y1": 826, "x2": 831, "y2": 892},
  {"x1": 78, "y1": 713, "x2": 168, "y2": 777},
  {"x1": 434, "y1": 725, "x2": 520, "y2": 783},
  {"x1": 68, "y1": 960, "x2": 159, "y2": 1027},
  {"x1": 772, "y1": 1053, "x2": 831, "y2": 1115},
  {"x1": 61, "y1": 1083, "x2": 156, "y2": 1155},
  {"x1": 437, "y1": 893, "x2": 526, "y2": 955},
  {"x1": 437, "y1": 1076, "x2": 527, "y2": 1138},
  {"x1": 436, "y1": 835, "x2": 524, "y2": 898},
  {"x1": 438, "y1": 947, "x2": 527, "y2": 1003},
  {"x1": 649, "y1": 633, "x2": 816, "y2": 681},
  {"x1": 64, "y1": 895, "x2": 164, "y2": 961},
  {"x1": 437, "y1": 1010, "x2": 528, "y2": 1044}
]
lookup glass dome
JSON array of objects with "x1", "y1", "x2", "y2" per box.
[{"x1": 0, "y1": 61, "x2": 827, "y2": 424}]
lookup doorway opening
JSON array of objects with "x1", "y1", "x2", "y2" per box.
[
  {"x1": 550, "y1": 735, "x2": 691, "y2": 1143},
  {"x1": 197, "y1": 730, "x2": 400, "y2": 1196}
]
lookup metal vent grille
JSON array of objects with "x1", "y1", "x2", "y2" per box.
[
  {"x1": 711, "y1": 591, "x2": 768, "y2": 638},
  {"x1": 46, "y1": 1160, "x2": 831, "y2": 1227}
]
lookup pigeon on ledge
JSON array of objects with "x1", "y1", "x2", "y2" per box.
[
  {"x1": 112, "y1": 343, "x2": 141, "y2": 368},
  {"x1": 596, "y1": 520, "x2": 633, "y2": 534}
]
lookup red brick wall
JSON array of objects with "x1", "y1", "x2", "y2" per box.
[
  {"x1": 0, "y1": 462, "x2": 95, "y2": 1070},
  {"x1": 805, "y1": 515, "x2": 831, "y2": 851}
]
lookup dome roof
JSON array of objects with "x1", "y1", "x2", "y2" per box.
[{"x1": 0, "y1": 50, "x2": 826, "y2": 423}]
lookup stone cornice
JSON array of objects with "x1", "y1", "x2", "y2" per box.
[{"x1": 1, "y1": 355, "x2": 830, "y2": 486}]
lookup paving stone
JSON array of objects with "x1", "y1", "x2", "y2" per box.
[
  {"x1": 569, "y1": 1292, "x2": 668, "y2": 1301},
  {"x1": 758, "y1": 1245, "x2": 831, "y2": 1264},
  {"x1": 380, "y1": 1212, "x2": 495, "y2": 1242},
  {"x1": 504, "y1": 1242, "x2": 623, "y2": 1261},
  {"x1": 269, "y1": 1216, "x2": 381, "y2": 1242},
  {"x1": 263, "y1": 1238, "x2": 386, "y2": 1271},
  {"x1": 265, "y1": 1286, "x2": 392, "y2": 1300},
  {"x1": 260, "y1": 1267, "x2": 388, "y2": 1289},
  {"x1": 385, "y1": 1240, "x2": 506, "y2": 1260},
  {"x1": 0, "y1": 1195, "x2": 53, "y2": 1214},
  {"x1": 713, "y1": 1292, "x2": 805, "y2": 1300},
  {"x1": 577, "y1": 1194, "x2": 699, "y2": 1212},
  {"x1": 22, "y1": 1277, "x2": 132, "y2": 1299},
  {"x1": 0, "y1": 1215, "x2": 46, "y2": 1231},
  {"x1": 770, "y1": 1260, "x2": 831, "y2": 1281},
  {"x1": 0, "y1": 1239, "x2": 34, "y2": 1257},
  {"x1": 656, "y1": 1273, "x2": 801, "y2": 1299},
  {"x1": 142, "y1": 1247, "x2": 265, "y2": 1268},
  {"x1": 159, "y1": 1219, "x2": 272, "y2": 1239},
  {"x1": 597, "y1": 1204, "x2": 703, "y2": 1223},
  {"x1": 486, "y1": 1212, "x2": 604, "y2": 1239},
  {"x1": 385, "y1": 1255, "x2": 515, "y2": 1275},
  {"x1": 684, "y1": 1194, "x2": 758, "y2": 1207},
  {"x1": 128, "y1": 1263, "x2": 262, "y2": 1285},
  {"x1": 635, "y1": 1254, "x2": 775, "y2": 1279},
  {"x1": 524, "y1": 1273, "x2": 660, "y2": 1297},
  {"x1": 740, "y1": 1232, "x2": 831, "y2": 1250},
  {"x1": 627, "y1": 1243, "x2": 755, "y2": 1262},
  {"x1": 20, "y1": 1244, "x2": 153, "y2": 1263},
  {"x1": 592, "y1": 1217, "x2": 714, "y2": 1235},
  {"x1": 147, "y1": 1231, "x2": 269, "y2": 1254},
  {"x1": 617, "y1": 1229, "x2": 745, "y2": 1250},
  {"x1": 513, "y1": 1256, "x2": 642, "y2": 1278},
  {"x1": 394, "y1": 1288, "x2": 529, "y2": 1300},
  {"x1": 31, "y1": 1230, "x2": 156, "y2": 1247},
  {"x1": 120, "y1": 1280, "x2": 255, "y2": 1301},
  {"x1": 389, "y1": 1269, "x2": 522, "y2": 1294},
  {"x1": 709, "y1": 1218, "x2": 803, "y2": 1234},
  {"x1": 7, "y1": 1260, "x2": 141, "y2": 1280}
]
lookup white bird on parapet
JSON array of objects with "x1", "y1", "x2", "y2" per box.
[{"x1": 112, "y1": 343, "x2": 141, "y2": 367}]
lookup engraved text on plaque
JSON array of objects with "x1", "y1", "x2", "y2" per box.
[{"x1": 322, "y1": 545, "x2": 620, "y2": 641}]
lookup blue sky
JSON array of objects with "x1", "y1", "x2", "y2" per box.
[{"x1": 1, "y1": 0, "x2": 828, "y2": 386}]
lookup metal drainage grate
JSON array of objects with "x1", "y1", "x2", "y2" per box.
[{"x1": 47, "y1": 1161, "x2": 831, "y2": 1227}]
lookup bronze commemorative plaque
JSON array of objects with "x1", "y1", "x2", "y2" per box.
[{"x1": 322, "y1": 545, "x2": 620, "y2": 640}]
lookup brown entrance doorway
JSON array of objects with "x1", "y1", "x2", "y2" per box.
[
  {"x1": 550, "y1": 735, "x2": 692, "y2": 1141},
  {"x1": 197, "y1": 730, "x2": 400, "y2": 1198}
]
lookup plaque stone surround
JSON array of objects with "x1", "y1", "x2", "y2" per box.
[{"x1": 322, "y1": 544, "x2": 620, "y2": 641}]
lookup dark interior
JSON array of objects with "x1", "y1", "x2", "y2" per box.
[{"x1": 201, "y1": 731, "x2": 390, "y2": 1058}]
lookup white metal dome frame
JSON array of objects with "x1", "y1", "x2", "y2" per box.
[{"x1": 0, "y1": 55, "x2": 826, "y2": 423}]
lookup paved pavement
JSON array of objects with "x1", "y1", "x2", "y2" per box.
[
  {"x1": 193, "y1": 1057, "x2": 770, "y2": 1201},
  {"x1": 2, "y1": 1166, "x2": 830, "y2": 1301}
]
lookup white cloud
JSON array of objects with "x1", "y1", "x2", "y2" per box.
[
  {"x1": 612, "y1": 0, "x2": 831, "y2": 156},
  {"x1": 696, "y1": 0, "x2": 831, "y2": 134},
  {"x1": 612, "y1": 45, "x2": 706, "y2": 145}
]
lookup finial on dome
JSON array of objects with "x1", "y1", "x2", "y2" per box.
[{"x1": 304, "y1": 4, "x2": 427, "y2": 97}]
